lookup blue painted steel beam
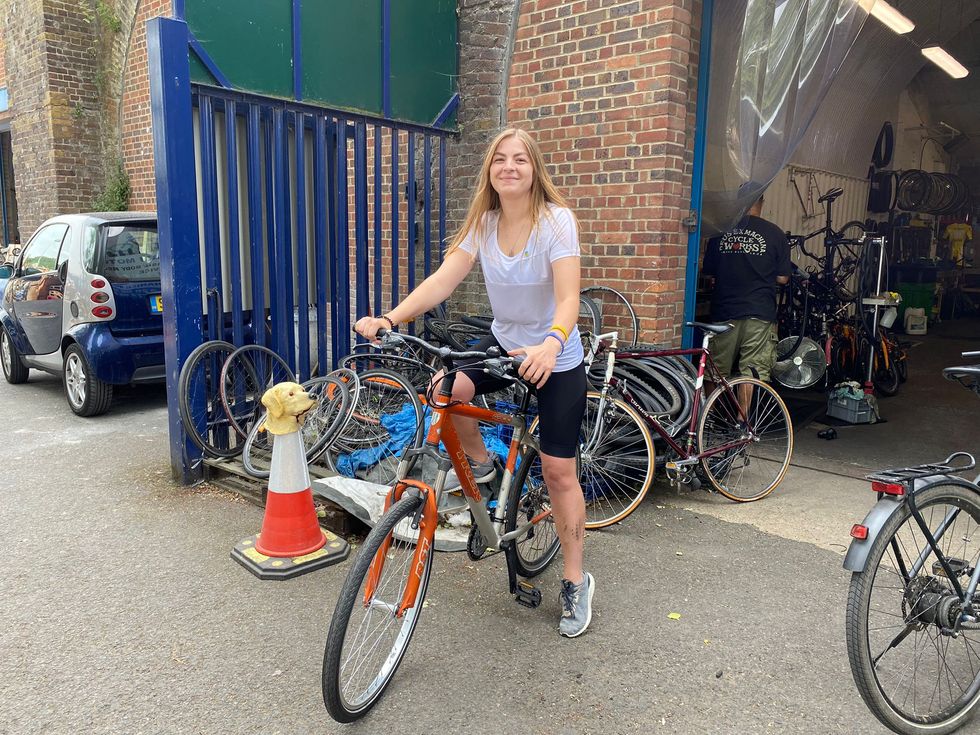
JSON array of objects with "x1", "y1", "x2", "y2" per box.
[
  {"x1": 423, "y1": 135, "x2": 432, "y2": 278},
  {"x1": 431, "y1": 93, "x2": 459, "y2": 129},
  {"x1": 390, "y1": 128, "x2": 399, "y2": 313},
  {"x1": 245, "y1": 104, "x2": 266, "y2": 348},
  {"x1": 354, "y1": 121, "x2": 369, "y2": 327},
  {"x1": 381, "y1": 0, "x2": 391, "y2": 118},
  {"x1": 147, "y1": 17, "x2": 204, "y2": 483},
  {"x1": 263, "y1": 111, "x2": 279, "y2": 352},
  {"x1": 313, "y1": 115, "x2": 330, "y2": 373},
  {"x1": 682, "y1": 0, "x2": 714, "y2": 349},
  {"x1": 172, "y1": 0, "x2": 185, "y2": 20},
  {"x1": 198, "y1": 95, "x2": 222, "y2": 342},
  {"x1": 326, "y1": 120, "x2": 340, "y2": 367},
  {"x1": 271, "y1": 108, "x2": 291, "y2": 361},
  {"x1": 334, "y1": 120, "x2": 351, "y2": 358},
  {"x1": 373, "y1": 126, "x2": 382, "y2": 317},
  {"x1": 294, "y1": 110, "x2": 310, "y2": 379},
  {"x1": 292, "y1": 0, "x2": 303, "y2": 101},
  {"x1": 406, "y1": 131, "x2": 415, "y2": 335},
  {"x1": 224, "y1": 100, "x2": 245, "y2": 348},
  {"x1": 0, "y1": 140, "x2": 8, "y2": 246},
  {"x1": 188, "y1": 33, "x2": 232, "y2": 89}
]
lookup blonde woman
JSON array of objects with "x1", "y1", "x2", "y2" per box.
[{"x1": 355, "y1": 128, "x2": 593, "y2": 638}]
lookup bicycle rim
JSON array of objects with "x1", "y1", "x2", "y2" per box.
[
  {"x1": 698, "y1": 378, "x2": 793, "y2": 502},
  {"x1": 846, "y1": 484, "x2": 980, "y2": 734},
  {"x1": 178, "y1": 340, "x2": 242, "y2": 458},
  {"x1": 578, "y1": 391, "x2": 656, "y2": 528},
  {"x1": 220, "y1": 345, "x2": 296, "y2": 438},
  {"x1": 323, "y1": 494, "x2": 432, "y2": 722},
  {"x1": 506, "y1": 446, "x2": 560, "y2": 577}
]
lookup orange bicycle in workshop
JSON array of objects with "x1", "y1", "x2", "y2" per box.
[{"x1": 322, "y1": 330, "x2": 558, "y2": 722}]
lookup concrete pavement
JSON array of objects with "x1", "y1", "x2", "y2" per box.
[{"x1": 2, "y1": 371, "x2": 897, "y2": 734}]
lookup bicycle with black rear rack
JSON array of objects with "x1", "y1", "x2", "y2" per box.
[
  {"x1": 321, "y1": 329, "x2": 558, "y2": 723},
  {"x1": 569, "y1": 321, "x2": 794, "y2": 529},
  {"x1": 844, "y1": 350, "x2": 980, "y2": 735}
]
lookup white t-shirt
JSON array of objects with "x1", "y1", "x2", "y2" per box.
[{"x1": 459, "y1": 204, "x2": 584, "y2": 372}]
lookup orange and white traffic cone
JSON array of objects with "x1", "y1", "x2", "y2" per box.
[{"x1": 231, "y1": 382, "x2": 349, "y2": 580}]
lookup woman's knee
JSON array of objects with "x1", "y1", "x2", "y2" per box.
[
  {"x1": 540, "y1": 454, "x2": 579, "y2": 493},
  {"x1": 431, "y1": 370, "x2": 476, "y2": 403}
]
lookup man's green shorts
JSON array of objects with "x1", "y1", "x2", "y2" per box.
[{"x1": 710, "y1": 318, "x2": 778, "y2": 382}]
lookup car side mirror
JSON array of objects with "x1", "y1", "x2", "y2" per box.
[
  {"x1": 58, "y1": 260, "x2": 68, "y2": 282},
  {"x1": 0, "y1": 264, "x2": 12, "y2": 279}
]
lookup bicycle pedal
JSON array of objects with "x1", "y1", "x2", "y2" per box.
[{"x1": 515, "y1": 580, "x2": 542, "y2": 608}]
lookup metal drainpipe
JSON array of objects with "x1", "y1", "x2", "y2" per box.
[{"x1": 682, "y1": 0, "x2": 713, "y2": 348}]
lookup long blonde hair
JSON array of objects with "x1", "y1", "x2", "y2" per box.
[{"x1": 446, "y1": 128, "x2": 573, "y2": 257}]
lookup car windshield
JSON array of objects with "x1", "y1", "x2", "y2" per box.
[{"x1": 100, "y1": 224, "x2": 160, "y2": 282}]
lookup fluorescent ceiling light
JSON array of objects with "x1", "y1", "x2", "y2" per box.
[
  {"x1": 922, "y1": 45, "x2": 970, "y2": 79},
  {"x1": 857, "y1": 0, "x2": 915, "y2": 34}
]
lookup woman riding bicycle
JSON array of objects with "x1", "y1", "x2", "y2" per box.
[{"x1": 354, "y1": 127, "x2": 593, "y2": 638}]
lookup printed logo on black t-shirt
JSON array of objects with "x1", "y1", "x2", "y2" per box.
[{"x1": 719, "y1": 229, "x2": 768, "y2": 256}]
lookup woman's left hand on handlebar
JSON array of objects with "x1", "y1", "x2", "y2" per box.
[{"x1": 508, "y1": 340, "x2": 560, "y2": 388}]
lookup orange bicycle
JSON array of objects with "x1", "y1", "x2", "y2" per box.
[{"x1": 322, "y1": 330, "x2": 558, "y2": 722}]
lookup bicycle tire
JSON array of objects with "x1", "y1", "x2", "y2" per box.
[
  {"x1": 322, "y1": 493, "x2": 433, "y2": 723},
  {"x1": 873, "y1": 340, "x2": 901, "y2": 397},
  {"x1": 178, "y1": 340, "x2": 243, "y2": 458},
  {"x1": 339, "y1": 350, "x2": 435, "y2": 392},
  {"x1": 580, "y1": 286, "x2": 639, "y2": 346},
  {"x1": 529, "y1": 390, "x2": 655, "y2": 529},
  {"x1": 846, "y1": 483, "x2": 980, "y2": 735},
  {"x1": 220, "y1": 345, "x2": 296, "y2": 439},
  {"x1": 241, "y1": 376, "x2": 355, "y2": 479},
  {"x1": 325, "y1": 368, "x2": 424, "y2": 486},
  {"x1": 698, "y1": 378, "x2": 793, "y2": 502},
  {"x1": 578, "y1": 294, "x2": 602, "y2": 336},
  {"x1": 505, "y1": 445, "x2": 561, "y2": 577}
]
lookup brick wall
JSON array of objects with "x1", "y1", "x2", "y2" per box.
[
  {"x1": 119, "y1": 0, "x2": 171, "y2": 211},
  {"x1": 448, "y1": 0, "x2": 702, "y2": 346},
  {"x1": 0, "y1": 19, "x2": 7, "y2": 90}
]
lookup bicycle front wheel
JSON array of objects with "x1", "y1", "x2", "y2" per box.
[
  {"x1": 579, "y1": 391, "x2": 656, "y2": 528},
  {"x1": 505, "y1": 446, "x2": 560, "y2": 577},
  {"x1": 846, "y1": 483, "x2": 980, "y2": 735},
  {"x1": 697, "y1": 377, "x2": 792, "y2": 502},
  {"x1": 322, "y1": 493, "x2": 433, "y2": 723}
]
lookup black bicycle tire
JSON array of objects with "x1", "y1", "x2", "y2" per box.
[
  {"x1": 339, "y1": 351, "x2": 435, "y2": 392},
  {"x1": 845, "y1": 483, "x2": 980, "y2": 735},
  {"x1": 872, "y1": 122, "x2": 894, "y2": 169},
  {"x1": 322, "y1": 493, "x2": 432, "y2": 723},
  {"x1": 873, "y1": 341, "x2": 901, "y2": 397},
  {"x1": 619, "y1": 358, "x2": 683, "y2": 417},
  {"x1": 505, "y1": 445, "x2": 561, "y2": 577},
  {"x1": 578, "y1": 294, "x2": 602, "y2": 336},
  {"x1": 178, "y1": 340, "x2": 242, "y2": 458},
  {"x1": 220, "y1": 345, "x2": 296, "y2": 439},
  {"x1": 580, "y1": 285, "x2": 640, "y2": 346}
]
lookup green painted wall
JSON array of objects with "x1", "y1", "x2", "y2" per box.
[{"x1": 184, "y1": 0, "x2": 458, "y2": 128}]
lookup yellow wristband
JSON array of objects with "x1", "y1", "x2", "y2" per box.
[{"x1": 550, "y1": 324, "x2": 569, "y2": 341}]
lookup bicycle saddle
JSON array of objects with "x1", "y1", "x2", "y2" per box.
[
  {"x1": 818, "y1": 187, "x2": 844, "y2": 204},
  {"x1": 685, "y1": 321, "x2": 733, "y2": 335}
]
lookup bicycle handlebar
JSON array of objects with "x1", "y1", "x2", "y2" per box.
[{"x1": 365, "y1": 328, "x2": 526, "y2": 373}]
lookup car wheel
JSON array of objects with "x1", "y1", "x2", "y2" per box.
[
  {"x1": 63, "y1": 344, "x2": 113, "y2": 417},
  {"x1": 1, "y1": 326, "x2": 29, "y2": 384}
]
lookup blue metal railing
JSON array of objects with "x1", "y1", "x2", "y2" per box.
[{"x1": 149, "y1": 17, "x2": 451, "y2": 482}]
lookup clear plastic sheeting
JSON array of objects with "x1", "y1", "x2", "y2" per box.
[{"x1": 702, "y1": 0, "x2": 871, "y2": 236}]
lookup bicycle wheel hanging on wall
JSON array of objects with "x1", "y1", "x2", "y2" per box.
[{"x1": 580, "y1": 286, "x2": 639, "y2": 346}]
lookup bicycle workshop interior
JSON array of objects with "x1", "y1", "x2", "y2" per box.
[{"x1": 695, "y1": 0, "x2": 980, "y2": 477}]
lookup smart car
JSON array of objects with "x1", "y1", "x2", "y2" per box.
[{"x1": 0, "y1": 213, "x2": 164, "y2": 416}]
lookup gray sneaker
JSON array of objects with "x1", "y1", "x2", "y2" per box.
[
  {"x1": 445, "y1": 454, "x2": 497, "y2": 491},
  {"x1": 559, "y1": 572, "x2": 595, "y2": 638}
]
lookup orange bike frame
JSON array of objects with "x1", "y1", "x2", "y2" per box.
[{"x1": 363, "y1": 398, "x2": 529, "y2": 618}]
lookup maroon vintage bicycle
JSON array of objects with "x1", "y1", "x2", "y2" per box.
[{"x1": 564, "y1": 321, "x2": 794, "y2": 528}]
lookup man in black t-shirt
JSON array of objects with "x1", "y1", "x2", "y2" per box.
[{"x1": 701, "y1": 194, "x2": 792, "y2": 384}]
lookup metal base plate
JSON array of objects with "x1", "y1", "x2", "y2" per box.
[{"x1": 231, "y1": 529, "x2": 350, "y2": 580}]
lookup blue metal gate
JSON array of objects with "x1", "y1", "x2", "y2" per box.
[{"x1": 148, "y1": 17, "x2": 451, "y2": 482}]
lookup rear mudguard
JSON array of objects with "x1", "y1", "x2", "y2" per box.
[
  {"x1": 843, "y1": 497, "x2": 904, "y2": 572},
  {"x1": 843, "y1": 476, "x2": 979, "y2": 573}
]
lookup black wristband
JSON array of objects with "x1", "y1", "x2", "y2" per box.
[{"x1": 380, "y1": 315, "x2": 395, "y2": 330}]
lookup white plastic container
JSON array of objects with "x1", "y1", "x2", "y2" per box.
[
  {"x1": 880, "y1": 307, "x2": 897, "y2": 329},
  {"x1": 904, "y1": 307, "x2": 927, "y2": 335}
]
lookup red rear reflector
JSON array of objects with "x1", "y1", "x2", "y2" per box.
[
  {"x1": 872, "y1": 481, "x2": 905, "y2": 496},
  {"x1": 91, "y1": 292, "x2": 109, "y2": 303},
  {"x1": 92, "y1": 306, "x2": 113, "y2": 318},
  {"x1": 850, "y1": 524, "x2": 869, "y2": 540},
  {"x1": 90, "y1": 278, "x2": 106, "y2": 288}
]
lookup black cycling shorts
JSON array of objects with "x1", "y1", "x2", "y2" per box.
[{"x1": 457, "y1": 333, "x2": 587, "y2": 459}]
